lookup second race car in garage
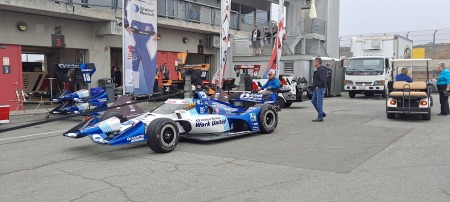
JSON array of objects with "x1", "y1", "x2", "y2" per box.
[{"x1": 63, "y1": 91, "x2": 278, "y2": 153}]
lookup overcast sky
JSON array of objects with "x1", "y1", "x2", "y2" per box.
[{"x1": 340, "y1": 0, "x2": 450, "y2": 36}]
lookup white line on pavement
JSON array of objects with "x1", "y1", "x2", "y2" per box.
[{"x1": 0, "y1": 130, "x2": 65, "y2": 142}]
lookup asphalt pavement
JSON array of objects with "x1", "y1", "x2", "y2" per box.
[{"x1": 0, "y1": 94, "x2": 449, "y2": 202}]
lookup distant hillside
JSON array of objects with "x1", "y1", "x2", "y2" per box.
[{"x1": 414, "y1": 43, "x2": 450, "y2": 59}]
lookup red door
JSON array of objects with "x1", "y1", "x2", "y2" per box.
[{"x1": 0, "y1": 45, "x2": 23, "y2": 111}]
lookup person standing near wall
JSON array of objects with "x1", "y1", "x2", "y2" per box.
[
  {"x1": 263, "y1": 28, "x2": 272, "y2": 54},
  {"x1": 311, "y1": 58, "x2": 328, "y2": 122},
  {"x1": 113, "y1": 66, "x2": 122, "y2": 87},
  {"x1": 251, "y1": 25, "x2": 261, "y2": 56},
  {"x1": 436, "y1": 62, "x2": 450, "y2": 115},
  {"x1": 326, "y1": 64, "x2": 333, "y2": 97}
]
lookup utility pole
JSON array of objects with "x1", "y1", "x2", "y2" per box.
[{"x1": 432, "y1": 29, "x2": 438, "y2": 59}]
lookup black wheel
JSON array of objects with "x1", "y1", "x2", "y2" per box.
[
  {"x1": 256, "y1": 104, "x2": 278, "y2": 134},
  {"x1": 100, "y1": 112, "x2": 127, "y2": 122},
  {"x1": 422, "y1": 109, "x2": 431, "y2": 120},
  {"x1": 382, "y1": 90, "x2": 387, "y2": 98},
  {"x1": 275, "y1": 96, "x2": 285, "y2": 109},
  {"x1": 284, "y1": 101, "x2": 293, "y2": 108},
  {"x1": 349, "y1": 91, "x2": 356, "y2": 98},
  {"x1": 146, "y1": 118, "x2": 179, "y2": 153},
  {"x1": 387, "y1": 113, "x2": 395, "y2": 119}
]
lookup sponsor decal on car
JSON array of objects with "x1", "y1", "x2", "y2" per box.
[
  {"x1": 127, "y1": 134, "x2": 144, "y2": 142},
  {"x1": 195, "y1": 118, "x2": 227, "y2": 127},
  {"x1": 249, "y1": 113, "x2": 257, "y2": 122}
]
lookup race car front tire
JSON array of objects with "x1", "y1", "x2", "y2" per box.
[
  {"x1": 100, "y1": 112, "x2": 128, "y2": 123},
  {"x1": 146, "y1": 118, "x2": 179, "y2": 153},
  {"x1": 256, "y1": 104, "x2": 278, "y2": 134}
]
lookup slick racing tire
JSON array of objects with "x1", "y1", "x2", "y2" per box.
[
  {"x1": 146, "y1": 118, "x2": 179, "y2": 153},
  {"x1": 256, "y1": 104, "x2": 278, "y2": 134},
  {"x1": 100, "y1": 112, "x2": 128, "y2": 123}
]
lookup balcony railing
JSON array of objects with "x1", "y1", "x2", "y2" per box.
[
  {"x1": 54, "y1": 0, "x2": 118, "y2": 8},
  {"x1": 52, "y1": 0, "x2": 272, "y2": 32},
  {"x1": 232, "y1": 35, "x2": 328, "y2": 57}
]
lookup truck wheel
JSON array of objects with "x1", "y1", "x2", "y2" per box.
[
  {"x1": 257, "y1": 104, "x2": 278, "y2": 134},
  {"x1": 275, "y1": 96, "x2": 285, "y2": 109},
  {"x1": 146, "y1": 118, "x2": 179, "y2": 153},
  {"x1": 387, "y1": 113, "x2": 395, "y2": 119},
  {"x1": 422, "y1": 109, "x2": 431, "y2": 121},
  {"x1": 349, "y1": 91, "x2": 356, "y2": 98},
  {"x1": 284, "y1": 101, "x2": 293, "y2": 108},
  {"x1": 100, "y1": 112, "x2": 127, "y2": 122}
]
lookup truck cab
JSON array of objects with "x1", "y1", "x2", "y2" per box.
[{"x1": 344, "y1": 56, "x2": 391, "y2": 98}]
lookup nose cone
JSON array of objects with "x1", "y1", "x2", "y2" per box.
[{"x1": 79, "y1": 125, "x2": 103, "y2": 135}]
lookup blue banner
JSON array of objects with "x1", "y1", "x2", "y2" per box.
[{"x1": 123, "y1": 0, "x2": 158, "y2": 95}]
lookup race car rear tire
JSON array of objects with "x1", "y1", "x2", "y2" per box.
[
  {"x1": 146, "y1": 118, "x2": 179, "y2": 153},
  {"x1": 100, "y1": 112, "x2": 127, "y2": 123},
  {"x1": 284, "y1": 101, "x2": 293, "y2": 108},
  {"x1": 256, "y1": 104, "x2": 278, "y2": 134}
]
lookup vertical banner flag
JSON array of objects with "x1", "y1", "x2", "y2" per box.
[
  {"x1": 212, "y1": 0, "x2": 231, "y2": 88},
  {"x1": 123, "y1": 0, "x2": 158, "y2": 95},
  {"x1": 263, "y1": 0, "x2": 285, "y2": 79}
]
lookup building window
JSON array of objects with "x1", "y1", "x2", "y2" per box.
[
  {"x1": 284, "y1": 62, "x2": 294, "y2": 73},
  {"x1": 256, "y1": 9, "x2": 269, "y2": 27},
  {"x1": 241, "y1": 4, "x2": 255, "y2": 25},
  {"x1": 231, "y1": 2, "x2": 239, "y2": 12}
]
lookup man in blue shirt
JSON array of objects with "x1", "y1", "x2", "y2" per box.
[
  {"x1": 437, "y1": 62, "x2": 450, "y2": 115},
  {"x1": 396, "y1": 67, "x2": 413, "y2": 82},
  {"x1": 259, "y1": 71, "x2": 280, "y2": 94}
]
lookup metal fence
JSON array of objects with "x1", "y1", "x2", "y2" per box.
[
  {"x1": 55, "y1": 0, "x2": 118, "y2": 8},
  {"x1": 339, "y1": 28, "x2": 450, "y2": 59},
  {"x1": 232, "y1": 35, "x2": 327, "y2": 57}
]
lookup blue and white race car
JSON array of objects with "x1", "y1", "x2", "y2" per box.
[{"x1": 63, "y1": 91, "x2": 278, "y2": 153}]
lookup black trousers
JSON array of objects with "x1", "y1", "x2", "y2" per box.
[
  {"x1": 326, "y1": 80, "x2": 332, "y2": 97},
  {"x1": 437, "y1": 85, "x2": 449, "y2": 115}
]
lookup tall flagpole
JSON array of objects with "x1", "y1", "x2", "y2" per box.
[
  {"x1": 276, "y1": 0, "x2": 285, "y2": 78},
  {"x1": 213, "y1": 0, "x2": 231, "y2": 88},
  {"x1": 262, "y1": 0, "x2": 285, "y2": 79}
]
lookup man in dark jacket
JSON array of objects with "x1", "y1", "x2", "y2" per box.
[
  {"x1": 311, "y1": 58, "x2": 328, "y2": 122},
  {"x1": 251, "y1": 25, "x2": 261, "y2": 55}
]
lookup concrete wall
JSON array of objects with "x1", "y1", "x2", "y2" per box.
[
  {"x1": 157, "y1": 28, "x2": 217, "y2": 55},
  {"x1": 325, "y1": 0, "x2": 340, "y2": 58},
  {"x1": 0, "y1": 11, "x2": 95, "y2": 49}
]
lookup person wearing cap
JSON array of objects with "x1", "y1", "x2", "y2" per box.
[
  {"x1": 396, "y1": 67, "x2": 413, "y2": 82},
  {"x1": 436, "y1": 62, "x2": 450, "y2": 115},
  {"x1": 311, "y1": 58, "x2": 328, "y2": 122},
  {"x1": 259, "y1": 71, "x2": 280, "y2": 94}
]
